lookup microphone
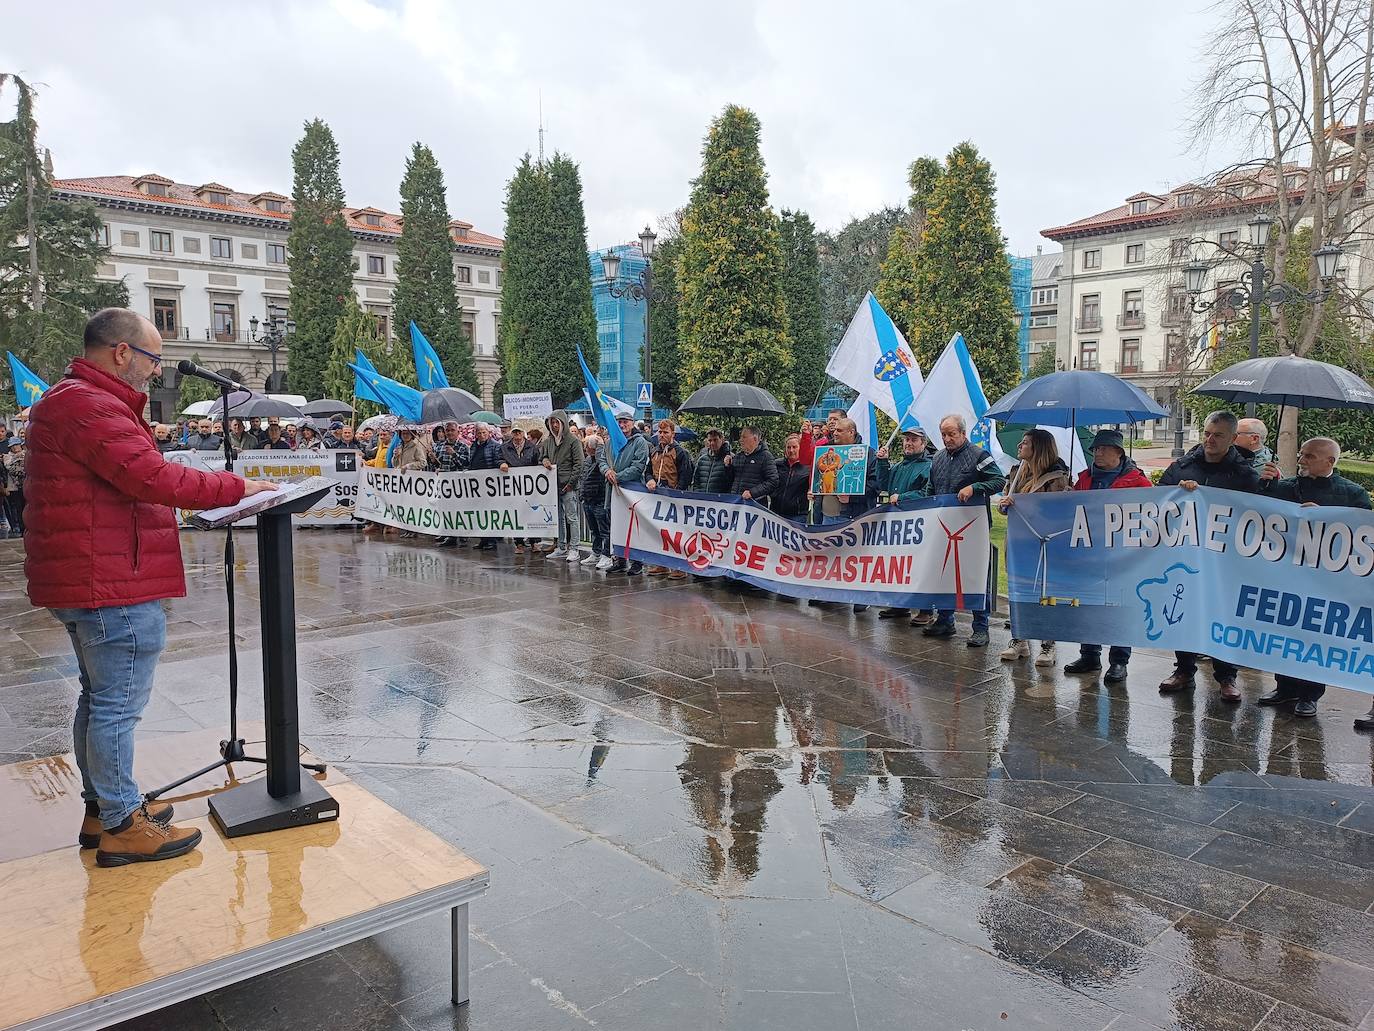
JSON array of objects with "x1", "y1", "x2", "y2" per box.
[{"x1": 176, "y1": 360, "x2": 241, "y2": 391}]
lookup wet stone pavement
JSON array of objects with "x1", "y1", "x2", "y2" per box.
[{"x1": 3, "y1": 529, "x2": 1374, "y2": 1031}]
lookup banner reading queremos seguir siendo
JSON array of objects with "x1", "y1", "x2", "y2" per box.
[
  {"x1": 355, "y1": 466, "x2": 559, "y2": 538},
  {"x1": 1007, "y1": 485, "x2": 1374, "y2": 694},
  {"x1": 609, "y1": 485, "x2": 991, "y2": 609}
]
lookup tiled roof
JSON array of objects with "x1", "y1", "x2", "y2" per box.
[{"x1": 53, "y1": 174, "x2": 504, "y2": 250}]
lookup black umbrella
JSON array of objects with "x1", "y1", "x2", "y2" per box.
[
  {"x1": 677, "y1": 383, "x2": 786, "y2": 417},
  {"x1": 419, "y1": 387, "x2": 482, "y2": 425},
  {"x1": 1193, "y1": 355, "x2": 1374, "y2": 410},
  {"x1": 302, "y1": 398, "x2": 354, "y2": 416},
  {"x1": 208, "y1": 391, "x2": 303, "y2": 419}
]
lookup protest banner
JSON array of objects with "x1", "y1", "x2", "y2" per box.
[
  {"x1": 609, "y1": 485, "x2": 990, "y2": 608},
  {"x1": 355, "y1": 466, "x2": 559, "y2": 538},
  {"x1": 811, "y1": 444, "x2": 870, "y2": 496},
  {"x1": 1005, "y1": 485, "x2": 1374, "y2": 694},
  {"x1": 165, "y1": 449, "x2": 359, "y2": 526},
  {"x1": 502, "y1": 391, "x2": 553, "y2": 422}
]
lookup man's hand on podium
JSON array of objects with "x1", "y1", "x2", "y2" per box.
[{"x1": 241, "y1": 479, "x2": 279, "y2": 496}]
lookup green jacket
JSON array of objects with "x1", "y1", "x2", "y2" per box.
[
  {"x1": 541, "y1": 410, "x2": 582, "y2": 490},
  {"x1": 1267, "y1": 472, "x2": 1372, "y2": 510},
  {"x1": 885, "y1": 454, "x2": 931, "y2": 504}
]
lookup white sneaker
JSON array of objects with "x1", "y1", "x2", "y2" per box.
[
  {"x1": 580, "y1": 553, "x2": 599, "y2": 566},
  {"x1": 566, "y1": 549, "x2": 583, "y2": 563},
  {"x1": 595, "y1": 555, "x2": 613, "y2": 570},
  {"x1": 1035, "y1": 641, "x2": 1057, "y2": 667},
  {"x1": 547, "y1": 548, "x2": 568, "y2": 558}
]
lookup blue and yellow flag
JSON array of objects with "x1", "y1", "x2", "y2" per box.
[
  {"x1": 410, "y1": 322, "x2": 449, "y2": 391},
  {"x1": 6, "y1": 352, "x2": 49, "y2": 408},
  {"x1": 577, "y1": 346, "x2": 626, "y2": 458},
  {"x1": 346, "y1": 361, "x2": 422, "y2": 422}
]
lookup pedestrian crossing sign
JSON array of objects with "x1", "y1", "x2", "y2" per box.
[{"x1": 636, "y1": 382, "x2": 653, "y2": 407}]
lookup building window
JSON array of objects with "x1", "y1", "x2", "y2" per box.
[
  {"x1": 1130, "y1": 200, "x2": 1150, "y2": 214},
  {"x1": 462, "y1": 316, "x2": 476, "y2": 349},
  {"x1": 1083, "y1": 249, "x2": 1101, "y2": 270},
  {"x1": 363, "y1": 213, "x2": 381, "y2": 227},
  {"x1": 1125, "y1": 243, "x2": 1144, "y2": 264},
  {"x1": 95, "y1": 223, "x2": 110, "y2": 247},
  {"x1": 152, "y1": 298, "x2": 178, "y2": 339},
  {"x1": 1120, "y1": 338, "x2": 1140, "y2": 373},
  {"x1": 206, "y1": 191, "x2": 228, "y2": 206},
  {"x1": 1176, "y1": 192, "x2": 1195, "y2": 207},
  {"x1": 1032, "y1": 286, "x2": 1058, "y2": 305},
  {"x1": 456, "y1": 265, "x2": 472, "y2": 284},
  {"x1": 150, "y1": 230, "x2": 173, "y2": 254},
  {"x1": 367, "y1": 254, "x2": 386, "y2": 275},
  {"x1": 1078, "y1": 294, "x2": 1101, "y2": 331},
  {"x1": 213, "y1": 301, "x2": 237, "y2": 342},
  {"x1": 266, "y1": 243, "x2": 286, "y2": 264},
  {"x1": 1283, "y1": 173, "x2": 1302, "y2": 193},
  {"x1": 1170, "y1": 238, "x2": 1190, "y2": 260},
  {"x1": 495, "y1": 270, "x2": 502, "y2": 288},
  {"x1": 1079, "y1": 340, "x2": 1098, "y2": 370},
  {"x1": 266, "y1": 199, "x2": 284, "y2": 213},
  {"x1": 210, "y1": 237, "x2": 232, "y2": 259},
  {"x1": 146, "y1": 183, "x2": 168, "y2": 197},
  {"x1": 1219, "y1": 230, "x2": 1239, "y2": 251},
  {"x1": 1122, "y1": 289, "x2": 1144, "y2": 317},
  {"x1": 366, "y1": 305, "x2": 390, "y2": 340}
]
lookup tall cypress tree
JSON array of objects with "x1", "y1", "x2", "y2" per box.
[
  {"x1": 876, "y1": 156, "x2": 942, "y2": 355},
  {"x1": 817, "y1": 207, "x2": 904, "y2": 348},
  {"x1": 501, "y1": 153, "x2": 597, "y2": 406},
  {"x1": 286, "y1": 119, "x2": 354, "y2": 399},
  {"x1": 392, "y1": 142, "x2": 477, "y2": 393},
  {"x1": 911, "y1": 142, "x2": 1020, "y2": 402},
  {"x1": 678, "y1": 105, "x2": 793, "y2": 409},
  {"x1": 779, "y1": 210, "x2": 826, "y2": 408}
]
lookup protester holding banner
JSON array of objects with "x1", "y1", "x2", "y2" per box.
[
  {"x1": 644, "y1": 419, "x2": 695, "y2": 579},
  {"x1": 874, "y1": 427, "x2": 935, "y2": 624},
  {"x1": 997, "y1": 430, "x2": 1072, "y2": 666},
  {"x1": 690, "y1": 428, "x2": 733, "y2": 494},
  {"x1": 261, "y1": 423, "x2": 292, "y2": 451},
  {"x1": 1253, "y1": 437, "x2": 1372, "y2": 716},
  {"x1": 468, "y1": 423, "x2": 503, "y2": 551},
  {"x1": 1060, "y1": 428, "x2": 1152, "y2": 683},
  {"x1": 922, "y1": 414, "x2": 1006, "y2": 647},
  {"x1": 728, "y1": 426, "x2": 780, "y2": 504},
  {"x1": 1156, "y1": 411, "x2": 1261, "y2": 701},
  {"x1": 498, "y1": 427, "x2": 541, "y2": 552},
  {"x1": 601, "y1": 413, "x2": 649, "y2": 575},
  {"x1": 579, "y1": 432, "x2": 612, "y2": 568},
  {"x1": 771, "y1": 434, "x2": 812, "y2": 522}
]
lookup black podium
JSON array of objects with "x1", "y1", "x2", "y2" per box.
[{"x1": 204, "y1": 480, "x2": 341, "y2": 837}]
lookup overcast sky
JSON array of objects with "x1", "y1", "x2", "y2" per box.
[{"x1": 5, "y1": 0, "x2": 1232, "y2": 257}]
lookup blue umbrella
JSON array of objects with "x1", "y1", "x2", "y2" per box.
[{"x1": 985, "y1": 371, "x2": 1168, "y2": 427}]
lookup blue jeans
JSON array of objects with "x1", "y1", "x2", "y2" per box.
[
  {"x1": 1081, "y1": 643, "x2": 1132, "y2": 665},
  {"x1": 584, "y1": 501, "x2": 610, "y2": 556},
  {"x1": 935, "y1": 607, "x2": 989, "y2": 632},
  {"x1": 51, "y1": 602, "x2": 166, "y2": 829}
]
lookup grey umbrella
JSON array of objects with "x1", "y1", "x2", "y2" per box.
[
  {"x1": 208, "y1": 391, "x2": 303, "y2": 419},
  {"x1": 677, "y1": 383, "x2": 787, "y2": 417},
  {"x1": 419, "y1": 387, "x2": 482, "y2": 425},
  {"x1": 302, "y1": 398, "x2": 354, "y2": 416},
  {"x1": 1192, "y1": 355, "x2": 1374, "y2": 410}
]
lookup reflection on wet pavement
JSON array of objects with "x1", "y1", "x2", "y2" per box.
[{"x1": 2, "y1": 530, "x2": 1373, "y2": 1030}]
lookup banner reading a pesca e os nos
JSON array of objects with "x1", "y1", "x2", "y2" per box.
[
  {"x1": 1006, "y1": 485, "x2": 1374, "y2": 694},
  {"x1": 355, "y1": 466, "x2": 559, "y2": 538},
  {"x1": 609, "y1": 485, "x2": 990, "y2": 608}
]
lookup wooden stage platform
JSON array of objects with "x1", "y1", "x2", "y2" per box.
[{"x1": 0, "y1": 729, "x2": 489, "y2": 1031}]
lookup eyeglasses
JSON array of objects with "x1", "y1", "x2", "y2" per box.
[{"x1": 113, "y1": 341, "x2": 163, "y2": 368}]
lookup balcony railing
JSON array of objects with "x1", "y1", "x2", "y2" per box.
[
  {"x1": 1119, "y1": 363, "x2": 1141, "y2": 375},
  {"x1": 1160, "y1": 309, "x2": 1188, "y2": 328},
  {"x1": 1116, "y1": 312, "x2": 1146, "y2": 330},
  {"x1": 1075, "y1": 315, "x2": 1102, "y2": 332}
]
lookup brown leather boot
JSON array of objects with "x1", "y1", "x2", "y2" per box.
[
  {"x1": 1217, "y1": 679, "x2": 1242, "y2": 703},
  {"x1": 1158, "y1": 670, "x2": 1196, "y2": 694},
  {"x1": 96, "y1": 806, "x2": 201, "y2": 867},
  {"x1": 79, "y1": 801, "x2": 174, "y2": 849}
]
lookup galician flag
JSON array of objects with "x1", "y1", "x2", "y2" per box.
[
  {"x1": 909, "y1": 334, "x2": 1014, "y2": 473},
  {"x1": 409, "y1": 322, "x2": 449, "y2": 391},
  {"x1": 6, "y1": 352, "x2": 49, "y2": 409},
  {"x1": 845, "y1": 395, "x2": 880, "y2": 448},
  {"x1": 577, "y1": 346, "x2": 627, "y2": 458},
  {"x1": 825, "y1": 293, "x2": 924, "y2": 431}
]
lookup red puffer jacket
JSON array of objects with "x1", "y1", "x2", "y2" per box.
[
  {"x1": 1072, "y1": 462, "x2": 1153, "y2": 491},
  {"x1": 25, "y1": 358, "x2": 245, "y2": 608}
]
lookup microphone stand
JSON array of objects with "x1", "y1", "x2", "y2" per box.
[{"x1": 145, "y1": 384, "x2": 324, "y2": 801}]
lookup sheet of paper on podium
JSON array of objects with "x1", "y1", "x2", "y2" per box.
[{"x1": 191, "y1": 475, "x2": 336, "y2": 529}]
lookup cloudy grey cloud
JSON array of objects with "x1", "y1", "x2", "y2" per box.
[{"x1": 3, "y1": 0, "x2": 1231, "y2": 256}]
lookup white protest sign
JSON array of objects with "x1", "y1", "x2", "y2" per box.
[
  {"x1": 166, "y1": 449, "x2": 360, "y2": 526},
  {"x1": 502, "y1": 391, "x2": 553, "y2": 421},
  {"x1": 355, "y1": 466, "x2": 559, "y2": 538}
]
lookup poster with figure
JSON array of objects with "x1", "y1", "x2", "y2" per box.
[{"x1": 811, "y1": 445, "x2": 869, "y2": 496}]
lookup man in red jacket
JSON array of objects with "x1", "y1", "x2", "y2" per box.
[{"x1": 25, "y1": 308, "x2": 274, "y2": 868}]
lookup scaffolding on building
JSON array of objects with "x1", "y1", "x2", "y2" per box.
[{"x1": 1010, "y1": 255, "x2": 1033, "y2": 375}]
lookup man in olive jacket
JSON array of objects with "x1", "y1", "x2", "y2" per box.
[{"x1": 542, "y1": 409, "x2": 584, "y2": 560}]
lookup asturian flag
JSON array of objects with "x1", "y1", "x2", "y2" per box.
[
  {"x1": 577, "y1": 346, "x2": 627, "y2": 458},
  {"x1": 410, "y1": 322, "x2": 450, "y2": 391},
  {"x1": 346, "y1": 361, "x2": 423, "y2": 422},
  {"x1": 825, "y1": 294, "x2": 925, "y2": 431},
  {"x1": 909, "y1": 334, "x2": 1014, "y2": 473},
  {"x1": 6, "y1": 352, "x2": 49, "y2": 409}
]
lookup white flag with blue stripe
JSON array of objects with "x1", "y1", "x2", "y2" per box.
[
  {"x1": 910, "y1": 333, "x2": 1014, "y2": 473},
  {"x1": 825, "y1": 293, "x2": 924, "y2": 431}
]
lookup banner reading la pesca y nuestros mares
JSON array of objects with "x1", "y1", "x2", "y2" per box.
[
  {"x1": 1006, "y1": 485, "x2": 1374, "y2": 694},
  {"x1": 609, "y1": 485, "x2": 992, "y2": 609}
]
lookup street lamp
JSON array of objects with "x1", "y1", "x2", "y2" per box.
[
  {"x1": 249, "y1": 309, "x2": 296, "y2": 390},
  {"x1": 601, "y1": 227, "x2": 668, "y2": 419},
  {"x1": 1183, "y1": 222, "x2": 1341, "y2": 417}
]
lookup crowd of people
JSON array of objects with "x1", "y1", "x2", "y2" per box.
[{"x1": 149, "y1": 416, "x2": 372, "y2": 458}]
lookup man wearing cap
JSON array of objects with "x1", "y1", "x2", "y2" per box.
[
  {"x1": 1062, "y1": 429, "x2": 1153, "y2": 682},
  {"x1": 600, "y1": 413, "x2": 650, "y2": 575},
  {"x1": 876, "y1": 427, "x2": 934, "y2": 621},
  {"x1": 1257, "y1": 437, "x2": 1371, "y2": 717}
]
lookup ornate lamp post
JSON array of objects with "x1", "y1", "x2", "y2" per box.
[
  {"x1": 1183, "y1": 213, "x2": 1342, "y2": 417},
  {"x1": 601, "y1": 226, "x2": 668, "y2": 419},
  {"x1": 249, "y1": 308, "x2": 296, "y2": 391}
]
